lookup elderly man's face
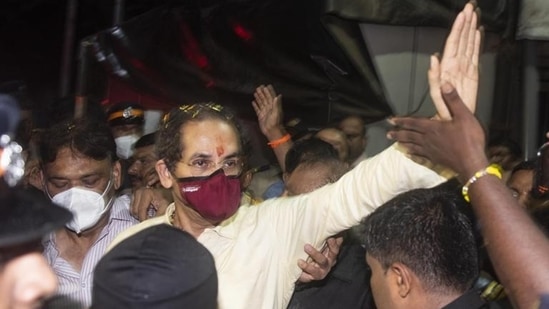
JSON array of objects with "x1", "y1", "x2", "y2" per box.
[
  {"x1": 0, "y1": 242, "x2": 58, "y2": 309},
  {"x1": 171, "y1": 119, "x2": 242, "y2": 179}
]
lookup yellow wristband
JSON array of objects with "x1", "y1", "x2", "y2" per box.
[{"x1": 462, "y1": 164, "x2": 503, "y2": 202}]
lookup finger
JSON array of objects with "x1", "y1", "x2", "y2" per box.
[
  {"x1": 387, "y1": 128, "x2": 426, "y2": 148},
  {"x1": 305, "y1": 244, "x2": 328, "y2": 267},
  {"x1": 390, "y1": 116, "x2": 433, "y2": 133},
  {"x1": 428, "y1": 55, "x2": 450, "y2": 120},
  {"x1": 254, "y1": 92, "x2": 266, "y2": 107},
  {"x1": 464, "y1": 8, "x2": 478, "y2": 59},
  {"x1": 440, "y1": 83, "x2": 472, "y2": 120},
  {"x1": 472, "y1": 28, "x2": 482, "y2": 68},
  {"x1": 297, "y1": 259, "x2": 315, "y2": 283},
  {"x1": 394, "y1": 141, "x2": 432, "y2": 160},
  {"x1": 146, "y1": 177, "x2": 159, "y2": 188},
  {"x1": 443, "y1": 11, "x2": 465, "y2": 58},
  {"x1": 257, "y1": 87, "x2": 268, "y2": 104},
  {"x1": 274, "y1": 95, "x2": 283, "y2": 110},
  {"x1": 138, "y1": 190, "x2": 153, "y2": 221},
  {"x1": 252, "y1": 100, "x2": 260, "y2": 114},
  {"x1": 266, "y1": 84, "x2": 277, "y2": 98},
  {"x1": 261, "y1": 85, "x2": 274, "y2": 101},
  {"x1": 325, "y1": 237, "x2": 342, "y2": 258},
  {"x1": 297, "y1": 259, "x2": 327, "y2": 281},
  {"x1": 144, "y1": 168, "x2": 159, "y2": 186},
  {"x1": 253, "y1": 87, "x2": 264, "y2": 104},
  {"x1": 156, "y1": 201, "x2": 169, "y2": 217},
  {"x1": 457, "y1": 3, "x2": 474, "y2": 57}
]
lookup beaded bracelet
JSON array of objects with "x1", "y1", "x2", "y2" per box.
[
  {"x1": 462, "y1": 164, "x2": 503, "y2": 202},
  {"x1": 267, "y1": 133, "x2": 291, "y2": 149}
]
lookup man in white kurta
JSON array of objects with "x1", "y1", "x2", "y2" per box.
[{"x1": 109, "y1": 144, "x2": 448, "y2": 309}]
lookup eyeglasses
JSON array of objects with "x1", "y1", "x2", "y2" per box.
[{"x1": 185, "y1": 156, "x2": 243, "y2": 177}]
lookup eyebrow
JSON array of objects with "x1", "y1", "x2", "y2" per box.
[
  {"x1": 188, "y1": 152, "x2": 240, "y2": 160},
  {"x1": 47, "y1": 172, "x2": 103, "y2": 181}
]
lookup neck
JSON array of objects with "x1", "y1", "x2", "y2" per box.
[
  {"x1": 171, "y1": 202, "x2": 215, "y2": 238},
  {"x1": 416, "y1": 290, "x2": 463, "y2": 309}
]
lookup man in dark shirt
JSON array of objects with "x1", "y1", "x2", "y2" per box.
[{"x1": 362, "y1": 184, "x2": 491, "y2": 309}]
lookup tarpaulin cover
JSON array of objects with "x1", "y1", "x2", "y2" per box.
[{"x1": 82, "y1": 0, "x2": 512, "y2": 127}]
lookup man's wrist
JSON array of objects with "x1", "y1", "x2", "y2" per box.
[{"x1": 265, "y1": 127, "x2": 287, "y2": 141}]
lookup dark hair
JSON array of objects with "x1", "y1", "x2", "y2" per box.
[
  {"x1": 511, "y1": 159, "x2": 537, "y2": 175},
  {"x1": 157, "y1": 103, "x2": 249, "y2": 172},
  {"x1": 285, "y1": 138, "x2": 340, "y2": 174},
  {"x1": 362, "y1": 185, "x2": 478, "y2": 295},
  {"x1": 38, "y1": 118, "x2": 117, "y2": 165},
  {"x1": 487, "y1": 136, "x2": 522, "y2": 159},
  {"x1": 134, "y1": 132, "x2": 158, "y2": 149}
]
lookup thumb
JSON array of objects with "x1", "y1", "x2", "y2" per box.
[{"x1": 441, "y1": 82, "x2": 471, "y2": 119}]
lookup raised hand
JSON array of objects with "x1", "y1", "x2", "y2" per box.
[
  {"x1": 251, "y1": 84, "x2": 292, "y2": 171},
  {"x1": 252, "y1": 84, "x2": 285, "y2": 139},
  {"x1": 389, "y1": 83, "x2": 487, "y2": 182},
  {"x1": 429, "y1": 2, "x2": 482, "y2": 120}
]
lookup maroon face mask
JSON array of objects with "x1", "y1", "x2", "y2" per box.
[{"x1": 176, "y1": 169, "x2": 242, "y2": 223}]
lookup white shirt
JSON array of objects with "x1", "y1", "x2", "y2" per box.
[
  {"x1": 109, "y1": 144, "x2": 448, "y2": 309},
  {"x1": 44, "y1": 195, "x2": 138, "y2": 309}
]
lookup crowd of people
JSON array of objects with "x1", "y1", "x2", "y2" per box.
[{"x1": 1, "y1": 2, "x2": 549, "y2": 309}]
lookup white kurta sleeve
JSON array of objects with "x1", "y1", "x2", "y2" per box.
[{"x1": 259, "y1": 142, "x2": 448, "y2": 279}]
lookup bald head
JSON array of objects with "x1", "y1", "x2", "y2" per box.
[{"x1": 314, "y1": 128, "x2": 349, "y2": 162}]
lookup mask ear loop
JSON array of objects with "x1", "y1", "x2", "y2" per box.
[
  {"x1": 42, "y1": 176, "x2": 55, "y2": 200},
  {"x1": 99, "y1": 171, "x2": 116, "y2": 209}
]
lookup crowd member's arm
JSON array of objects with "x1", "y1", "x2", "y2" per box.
[
  {"x1": 252, "y1": 84, "x2": 341, "y2": 282},
  {"x1": 252, "y1": 84, "x2": 293, "y2": 172},
  {"x1": 388, "y1": 84, "x2": 549, "y2": 309}
]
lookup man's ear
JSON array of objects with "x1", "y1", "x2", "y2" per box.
[
  {"x1": 156, "y1": 160, "x2": 173, "y2": 189},
  {"x1": 39, "y1": 169, "x2": 46, "y2": 190},
  {"x1": 240, "y1": 170, "x2": 253, "y2": 190},
  {"x1": 390, "y1": 262, "x2": 412, "y2": 298},
  {"x1": 282, "y1": 172, "x2": 289, "y2": 184},
  {"x1": 112, "y1": 161, "x2": 122, "y2": 190}
]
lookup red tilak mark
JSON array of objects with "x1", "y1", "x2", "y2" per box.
[{"x1": 216, "y1": 146, "x2": 224, "y2": 156}]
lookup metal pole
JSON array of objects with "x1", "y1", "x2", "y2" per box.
[
  {"x1": 74, "y1": 40, "x2": 90, "y2": 119},
  {"x1": 59, "y1": 0, "x2": 78, "y2": 98},
  {"x1": 113, "y1": 0, "x2": 125, "y2": 25},
  {"x1": 522, "y1": 40, "x2": 540, "y2": 158}
]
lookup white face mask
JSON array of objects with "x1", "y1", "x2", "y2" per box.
[
  {"x1": 50, "y1": 180, "x2": 114, "y2": 234},
  {"x1": 115, "y1": 134, "x2": 140, "y2": 159}
]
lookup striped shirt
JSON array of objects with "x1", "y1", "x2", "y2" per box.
[{"x1": 43, "y1": 195, "x2": 138, "y2": 309}]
